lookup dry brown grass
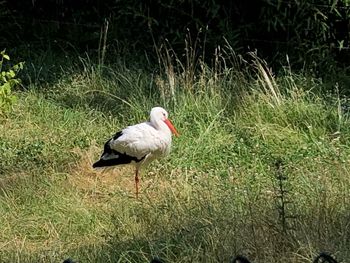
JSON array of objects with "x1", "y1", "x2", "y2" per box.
[
  {"x1": 68, "y1": 146, "x2": 133, "y2": 197},
  {"x1": 66, "y1": 145, "x2": 173, "y2": 201}
]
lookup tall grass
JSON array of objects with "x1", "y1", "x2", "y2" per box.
[{"x1": 0, "y1": 44, "x2": 349, "y2": 262}]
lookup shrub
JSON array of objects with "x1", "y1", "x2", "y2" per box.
[{"x1": 0, "y1": 50, "x2": 24, "y2": 116}]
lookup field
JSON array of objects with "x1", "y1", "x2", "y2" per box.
[{"x1": 0, "y1": 50, "x2": 349, "y2": 263}]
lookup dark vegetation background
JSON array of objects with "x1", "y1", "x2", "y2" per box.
[{"x1": 1, "y1": 0, "x2": 349, "y2": 81}]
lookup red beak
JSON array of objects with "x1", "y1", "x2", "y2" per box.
[{"x1": 164, "y1": 119, "x2": 180, "y2": 137}]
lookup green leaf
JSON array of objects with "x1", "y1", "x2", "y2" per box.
[
  {"x1": 10, "y1": 95, "x2": 17, "y2": 103},
  {"x1": 1, "y1": 82, "x2": 11, "y2": 93},
  {"x1": 0, "y1": 52, "x2": 22, "y2": 114},
  {"x1": 7, "y1": 70, "x2": 15, "y2": 78}
]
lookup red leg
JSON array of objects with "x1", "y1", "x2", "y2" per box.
[{"x1": 135, "y1": 169, "x2": 139, "y2": 198}]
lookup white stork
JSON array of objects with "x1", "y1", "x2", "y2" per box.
[{"x1": 93, "y1": 107, "x2": 179, "y2": 197}]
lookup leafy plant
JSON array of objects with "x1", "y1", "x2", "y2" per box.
[{"x1": 0, "y1": 50, "x2": 24, "y2": 115}]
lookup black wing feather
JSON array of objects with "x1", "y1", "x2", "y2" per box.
[{"x1": 92, "y1": 132, "x2": 146, "y2": 168}]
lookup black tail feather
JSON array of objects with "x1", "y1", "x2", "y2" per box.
[
  {"x1": 93, "y1": 139, "x2": 146, "y2": 168},
  {"x1": 92, "y1": 157, "x2": 128, "y2": 168},
  {"x1": 92, "y1": 149, "x2": 140, "y2": 168}
]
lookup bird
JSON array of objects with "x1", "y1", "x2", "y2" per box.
[
  {"x1": 313, "y1": 252, "x2": 338, "y2": 263},
  {"x1": 61, "y1": 251, "x2": 339, "y2": 263},
  {"x1": 150, "y1": 257, "x2": 165, "y2": 263},
  {"x1": 230, "y1": 255, "x2": 252, "y2": 263},
  {"x1": 93, "y1": 107, "x2": 179, "y2": 198}
]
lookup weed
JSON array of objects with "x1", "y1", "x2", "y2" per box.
[{"x1": 0, "y1": 50, "x2": 24, "y2": 116}]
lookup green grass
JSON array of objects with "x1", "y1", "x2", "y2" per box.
[{"x1": 0, "y1": 51, "x2": 350, "y2": 262}]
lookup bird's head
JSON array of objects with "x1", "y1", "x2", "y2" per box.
[{"x1": 150, "y1": 107, "x2": 179, "y2": 137}]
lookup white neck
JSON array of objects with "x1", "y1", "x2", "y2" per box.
[{"x1": 150, "y1": 119, "x2": 171, "y2": 136}]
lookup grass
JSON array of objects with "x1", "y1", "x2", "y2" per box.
[{"x1": 0, "y1": 49, "x2": 350, "y2": 262}]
